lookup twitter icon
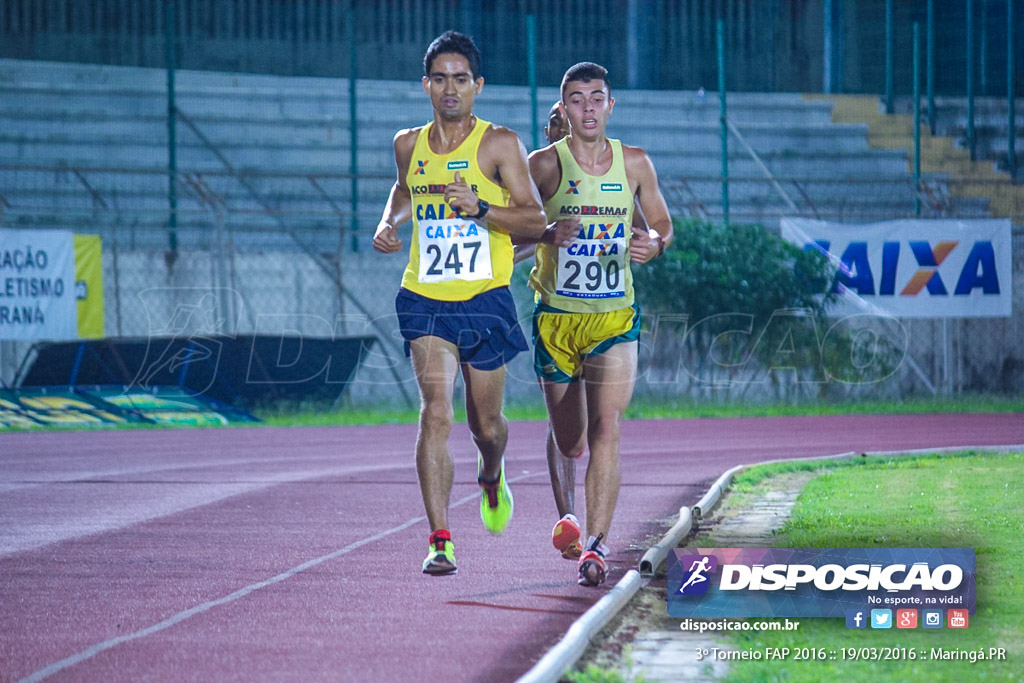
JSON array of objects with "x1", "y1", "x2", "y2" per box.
[{"x1": 871, "y1": 609, "x2": 892, "y2": 629}]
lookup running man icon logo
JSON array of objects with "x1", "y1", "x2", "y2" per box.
[{"x1": 677, "y1": 554, "x2": 718, "y2": 595}]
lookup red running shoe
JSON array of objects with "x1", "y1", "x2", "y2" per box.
[
  {"x1": 578, "y1": 534, "x2": 609, "y2": 586},
  {"x1": 552, "y1": 513, "x2": 582, "y2": 560}
]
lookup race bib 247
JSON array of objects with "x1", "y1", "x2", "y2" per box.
[{"x1": 418, "y1": 218, "x2": 492, "y2": 283}]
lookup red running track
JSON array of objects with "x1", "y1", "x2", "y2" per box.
[{"x1": 1, "y1": 414, "x2": 1022, "y2": 682}]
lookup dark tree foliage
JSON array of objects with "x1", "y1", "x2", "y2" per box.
[
  {"x1": 633, "y1": 219, "x2": 885, "y2": 397},
  {"x1": 634, "y1": 219, "x2": 835, "y2": 322}
]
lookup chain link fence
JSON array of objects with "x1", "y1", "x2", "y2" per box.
[
  {"x1": 1, "y1": 54, "x2": 1021, "y2": 406},
  {"x1": 2, "y1": 198, "x2": 1020, "y2": 407}
]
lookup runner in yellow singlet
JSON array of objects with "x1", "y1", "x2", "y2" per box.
[
  {"x1": 372, "y1": 31, "x2": 547, "y2": 576},
  {"x1": 527, "y1": 62, "x2": 673, "y2": 586}
]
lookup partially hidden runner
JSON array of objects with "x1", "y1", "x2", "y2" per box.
[
  {"x1": 373, "y1": 31, "x2": 547, "y2": 576},
  {"x1": 526, "y1": 62, "x2": 673, "y2": 586}
]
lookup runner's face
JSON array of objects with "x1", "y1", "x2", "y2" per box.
[
  {"x1": 561, "y1": 80, "x2": 613, "y2": 140},
  {"x1": 423, "y1": 53, "x2": 482, "y2": 120},
  {"x1": 545, "y1": 105, "x2": 569, "y2": 144}
]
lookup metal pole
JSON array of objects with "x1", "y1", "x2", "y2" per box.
[
  {"x1": 348, "y1": 1, "x2": 359, "y2": 251},
  {"x1": 914, "y1": 23, "x2": 922, "y2": 217},
  {"x1": 1009, "y1": 0, "x2": 1017, "y2": 182},
  {"x1": 824, "y1": 0, "x2": 834, "y2": 94},
  {"x1": 527, "y1": 14, "x2": 539, "y2": 151},
  {"x1": 943, "y1": 318, "x2": 954, "y2": 395},
  {"x1": 885, "y1": 0, "x2": 894, "y2": 114},
  {"x1": 927, "y1": 0, "x2": 936, "y2": 134},
  {"x1": 164, "y1": 0, "x2": 179, "y2": 260},
  {"x1": 967, "y1": 0, "x2": 976, "y2": 160},
  {"x1": 717, "y1": 19, "x2": 729, "y2": 224},
  {"x1": 982, "y1": 0, "x2": 991, "y2": 96},
  {"x1": 834, "y1": 0, "x2": 844, "y2": 93}
]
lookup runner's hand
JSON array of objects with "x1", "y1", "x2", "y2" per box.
[
  {"x1": 373, "y1": 221, "x2": 402, "y2": 254},
  {"x1": 630, "y1": 225, "x2": 662, "y2": 264},
  {"x1": 444, "y1": 171, "x2": 479, "y2": 216},
  {"x1": 541, "y1": 219, "x2": 579, "y2": 248}
]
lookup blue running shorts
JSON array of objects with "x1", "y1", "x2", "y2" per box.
[{"x1": 395, "y1": 286, "x2": 529, "y2": 370}]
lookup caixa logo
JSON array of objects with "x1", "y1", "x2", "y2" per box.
[
  {"x1": 677, "y1": 554, "x2": 719, "y2": 595},
  {"x1": 808, "y1": 240, "x2": 1000, "y2": 296}
]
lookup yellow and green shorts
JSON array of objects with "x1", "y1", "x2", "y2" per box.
[{"x1": 531, "y1": 302, "x2": 641, "y2": 383}]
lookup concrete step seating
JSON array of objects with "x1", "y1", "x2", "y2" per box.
[
  {"x1": 824, "y1": 94, "x2": 1022, "y2": 221},
  {"x1": 0, "y1": 58, "x2": 959, "y2": 243},
  {"x1": 889, "y1": 97, "x2": 1023, "y2": 174}
]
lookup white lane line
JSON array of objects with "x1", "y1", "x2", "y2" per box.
[
  {"x1": 19, "y1": 471, "x2": 542, "y2": 683},
  {"x1": 2, "y1": 460, "x2": 424, "y2": 558}
]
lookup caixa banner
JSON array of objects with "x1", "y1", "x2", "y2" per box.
[
  {"x1": 667, "y1": 548, "x2": 976, "y2": 618},
  {"x1": 780, "y1": 218, "x2": 1012, "y2": 318}
]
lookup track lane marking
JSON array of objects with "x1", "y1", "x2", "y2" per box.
[{"x1": 19, "y1": 471, "x2": 542, "y2": 682}]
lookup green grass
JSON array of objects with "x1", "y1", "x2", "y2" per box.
[
  {"x1": 4, "y1": 393, "x2": 1020, "y2": 431},
  {"x1": 564, "y1": 663, "x2": 648, "y2": 683},
  {"x1": 257, "y1": 393, "x2": 1020, "y2": 427},
  {"x1": 720, "y1": 451, "x2": 1024, "y2": 683}
]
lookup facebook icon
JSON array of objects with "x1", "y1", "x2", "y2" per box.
[{"x1": 846, "y1": 609, "x2": 867, "y2": 629}]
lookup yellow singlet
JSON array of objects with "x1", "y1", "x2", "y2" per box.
[
  {"x1": 400, "y1": 117, "x2": 513, "y2": 302},
  {"x1": 529, "y1": 137, "x2": 635, "y2": 313}
]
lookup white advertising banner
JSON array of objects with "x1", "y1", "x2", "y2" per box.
[
  {"x1": 781, "y1": 218, "x2": 1013, "y2": 319},
  {"x1": 0, "y1": 229, "x2": 78, "y2": 340}
]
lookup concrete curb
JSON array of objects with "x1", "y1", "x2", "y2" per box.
[
  {"x1": 635, "y1": 452, "x2": 852, "y2": 577},
  {"x1": 641, "y1": 444, "x2": 1024, "y2": 577},
  {"x1": 638, "y1": 507, "x2": 692, "y2": 577},
  {"x1": 517, "y1": 570, "x2": 646, "y2": 683},
  {"x1": 691, "y1": 464, "x2": 746, "y2": 520},
  {"x1": 518, "y1": 443, "x2": 1024, "y2": 681}
]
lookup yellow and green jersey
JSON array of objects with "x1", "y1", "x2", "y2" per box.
[
  {"x1": 400, "y1": 117, "x2": 513, "y2": 302},
  {"x1": 529, "y1": 137, "x2": 635, "y2": 312}
]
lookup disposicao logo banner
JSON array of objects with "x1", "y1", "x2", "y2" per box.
[{"x1": 668, "y1": 548, "x2": 976, "y2": 618}]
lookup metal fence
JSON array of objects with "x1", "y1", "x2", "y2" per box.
[
  {"x1": 2, "y1": 175, "x2": 1021, "y2": 404},
  {"x1": 2, "y1": 0, "x2": 1022, "y2": 93},
  {"x1": 1, "y1": 0, "x2": 1022, "y2": 404}
]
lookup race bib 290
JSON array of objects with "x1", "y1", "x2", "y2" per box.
[{"x1": 556, "y1": 222, "x2": 627, "y2": 298}]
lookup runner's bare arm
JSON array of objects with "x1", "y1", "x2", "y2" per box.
[
  {"x1": 444, "y1": 126, "x2": 546, "y2": 239},
  {"x1": 632, "y1": 201, "x2": 648, "y2": 230},
  {"x1": 373, "y1": 129, "x2": 418, "y2": 254},
  {"x1": 512, "y1": 241, "x2": 538, "y2": 265},
  {"x1": 518, "y1": 146, "x2": 578, "y2": 249},
  {"x1": 625, "y1": 146, "x2": 673, "y2": 264}
]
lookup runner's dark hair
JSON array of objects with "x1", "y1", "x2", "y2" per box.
[
  {"x1": 560, "y1": 62, "x2": 610, "y2": 99},
  {"x1": 424, "y1": 31, "x2": 482, "y2": 80}
]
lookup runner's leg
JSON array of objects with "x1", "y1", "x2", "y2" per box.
[
  {"x1": 542, "y1": 378, "x2": 586, "y2": 516},
  {"x1": 462, "y1": 362, "x2": 508, "y2": 481},
  {"x1": 546, "y1": 426, "x2": 576, "y2": 518},
  {"x1": 540, "y1": 377, "x2": 587, "y2": 460},
  {"x1": 580, "y1": 341, "x2": 638, "y2": 544},
  {"x1": 409, "y1": 335, "x2": 460, "y2": 532}
]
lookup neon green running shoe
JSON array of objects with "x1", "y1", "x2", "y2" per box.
[
  {"x1": 422, "y1": 529, "x2": 457, "y2": 575},
  {"x1": 478, "y1": 455, "x2": 514, "y2": 535}
]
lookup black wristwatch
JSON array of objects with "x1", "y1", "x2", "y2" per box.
[{"x1": 471, "y1": 199, "x2": 490, "y2": 220}]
